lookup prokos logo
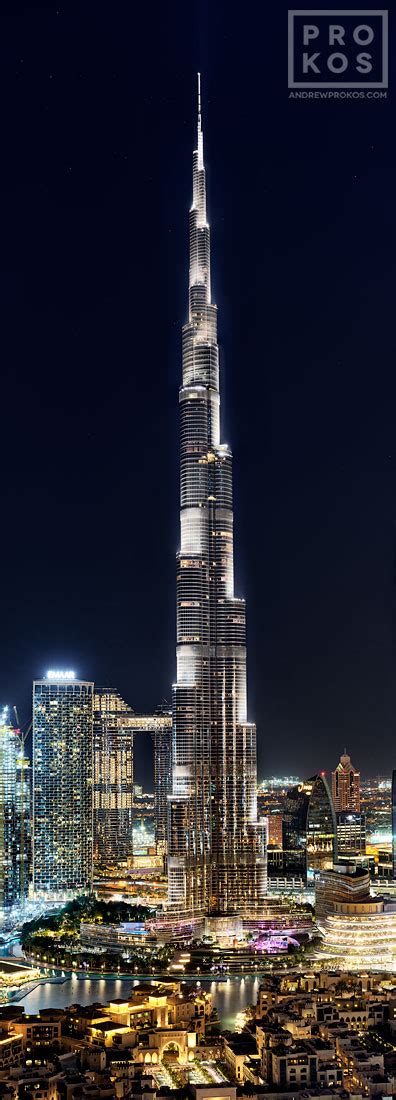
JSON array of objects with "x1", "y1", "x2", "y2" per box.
[{"x1": 288, "y1": 10, "x2": 388, "y2": 88}]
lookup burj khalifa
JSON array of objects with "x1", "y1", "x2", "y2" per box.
[{"x1": 168, "y1": 76, "x2": 267, "y2": 918}]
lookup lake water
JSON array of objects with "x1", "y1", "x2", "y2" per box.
[{"x1": 14, "y1": 974, "x2": 262, "y2": 1030}]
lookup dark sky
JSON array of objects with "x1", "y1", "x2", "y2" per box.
[{"x1": 1, "y1": 4, "x2": 395, "y2": 787}]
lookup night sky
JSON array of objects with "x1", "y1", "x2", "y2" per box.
[{"x1": 1, "y1": 5, "x2": 395, "y2": 786}]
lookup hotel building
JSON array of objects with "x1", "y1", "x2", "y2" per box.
[
  {"x1": 332, "y1": 750, "x2": 360, "y2": 812},
  {"x1": 32, "y1": 672, "x2": 94, "y2": 898}
]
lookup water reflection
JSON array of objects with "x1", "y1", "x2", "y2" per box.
[
  {"x1": 207, "y1": 975, "x2": 260, "y2": 1029},
  {"x1": 15, "y1": 973, "x2": 262, "y2": 1029}
]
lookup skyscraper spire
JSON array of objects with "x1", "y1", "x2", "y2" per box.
[
  {"x1": 197, "y1": 72, "x2": 203, "y2": 169},
  {"x1": 167, "y1": 78, "x2": 267, "y2": 919}
]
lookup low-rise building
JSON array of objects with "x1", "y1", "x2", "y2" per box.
[
  {"x1": 223, "y1": 1035, "x2": 259, "y2": 1083},
  {"x1": 0, "y1": 1009, "x2": 64, "y2": 1049},
  {"x1": 267, "y1": 1041, "x2": 342, "y2": 1090},
  {"x1": 0, "y1": 1030, "x2": 24, "y2": 1074},
  {"x1": 316, "y1": 862, "x2": 396, "y2": 969}
]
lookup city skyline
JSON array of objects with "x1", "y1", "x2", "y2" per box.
[
  {"x1": 13, "y1": 51, "x2": 391, "y2": 913},
  {"x1": 2, "y1": 12, "x2": 396, "y2": 1086},
  {"x1": 0, "y1": 8, "x2": 395, "y2": 784},
  {"x1": 3, "y1": 668, "x2": 385, "y2": 915},
  {"x1": 5, "y1": 674, "x2": 395, "y2": 793},
  {"x1": 2, "y1": 16, "x2": 396, "y2": 1093}
]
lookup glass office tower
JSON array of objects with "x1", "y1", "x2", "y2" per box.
[
  {"x1": 168, "y1": 77, "x2": 266, "y2": 916},
  {"x1": 120, "y1": 711, "x2": 173, "y2": 855},
  {"x1": 283, "y1": 774, "x2": 338, "y2": 883},
  {"x1": 0, "y1": 707, "x2": 20, "y2": 911},
  {"x1": 93, "y1": 687, "x2": 134, "y2": 868},
  {"x1": 306, "y1": 773, "x2": 338, "y2": 878},
  {"x1": 336, "y1": 811, "x2": 366, "y2": 857},
  {"x1": 152, "y1": 718, "x2": 172, "y2": 856},
  {"x1": 92, "y1": 701, "x2": 173, "y2": 865},
  {"x1": 392, "y1": 770, "x2": 396, "y2": 879},
  {"x1": 33, "y1": 673, "x2": 93, "y2": 899},
  {"x1": 15, "y1": 743, "x2": 31, "y2": 903}
]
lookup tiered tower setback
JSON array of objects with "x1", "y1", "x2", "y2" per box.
[
  {"x1": 332, "y1": 750, "x2": 361, "y2": 813},
  {"x1": 168, "y1": 76, "x2": 266, "y2": 916}
]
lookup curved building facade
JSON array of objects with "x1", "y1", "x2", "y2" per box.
[
  {"x1": 316, "y1": 862, "x2": 396, "y2": 971},
  {"x1": 283, "y1": 774, "x2": 337, "y2": 883},
  {"x1": 168, "y1": 77, "x2": 266, "y2": 917},
  {"x1": 306, "y1": 773, "x2": 338, "y2": 878}
]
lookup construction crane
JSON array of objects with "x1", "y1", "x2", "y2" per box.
[{"x1": 13, "y1": 707, "x2": 32, "y2": 748}]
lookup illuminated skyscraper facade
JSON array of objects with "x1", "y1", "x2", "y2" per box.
[
  {"x1": 0, "y1": 707, "x2": 21, "y2": 910},
  {"x1": 168, "y1": 77, "x2": 266, "y2": 916},
  {"x1": 332, "y1": 750, "x2": 360, "y2": 812},
  {"x1": 283, "y1": 774, "x2": 337, "y2": 883},
  {"x1": 392, "y1": 770, "x2": 396, "y2": 879},
  {"x1": 93, "y1": 688, "x2": 134, "y2": 867},
  {"x1": 306, "y1": 773, "x2": 338, "y2": 877},
  {"x1": 15, "y1": 744, "x2": 31, "y2": 902},
  {"x1": 94, "y1": 706, "x2": 172, "y2": 860},
  {"x1": 336, "y1": 811, "x2": 366, "y2": 857},
  {"x1": 33, "y1": 673, "x2": 93, "y2": 898},
  {"x1": 152, "y1": 716, "x2": 172, "y2": 856}
]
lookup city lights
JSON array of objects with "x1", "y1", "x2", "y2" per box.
[
  {"x1": 46, "y1": 670, "x2": 75, "y2": 680},
  {"x1": 0, "y1": 71, "x2": 396, "y2": 1094},
  {"x1": 317, "y1": 909, "x2": 396, "y2": 971}
]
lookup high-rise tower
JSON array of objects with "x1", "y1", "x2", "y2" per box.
[
  {"x1": 15, "y1": 741, "x2": 31, "y2": 903},
  {"x1": 392, "y1": 770, "x2": 396, "y2": 879},
  {"x1": 152, "y1": 707, "x2": 172, "y2": 857},
  {"x1": 33, "y1": 672, "x2": 93, "y2": 899},
  {"x1": 93, "y1": 688, "x2": 134, "y2": 869},
  {"x1": 0, "y1": 707, "x2": 23, "y2": 911},
  {"x1": 332, "y1": 750, "x2": 360, "y2": 812},
  {"x1": 168, "y1": 76, "x2": 266, "y2": 917}
]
